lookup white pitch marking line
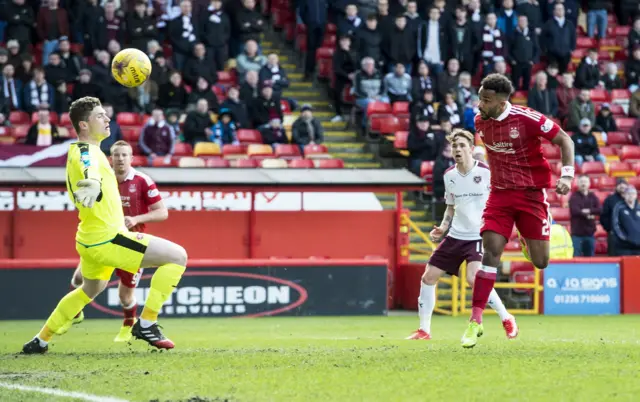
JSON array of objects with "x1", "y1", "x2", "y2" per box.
[{"x1": 0, "y1": 381, "x2": 129, "y2": 402}]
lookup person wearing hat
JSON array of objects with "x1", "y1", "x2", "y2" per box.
[
  {"x1": 36, "y1": 0, "x2": 70, "y2": 66},
  {"x1": 407, "y1": 114, "x2": 444, "y2": 176},
  {"x1": 595, "y1": 103, "x2": 618, "y2": 133},
  {"x1": 259, "y1": 118, "x2": 289, "y2": 148},
  {"x1": 292, "y1": 104, "x2": 324, "y2": 154},
  {"x1": 573, "y1": 117, "x2": 605, "y2": 167},
  {"x1": 611, "y1": 186, "x2": 640, "y2": 256},
  {"x1": 209, "y1": 108, "x2": 239, "y2": 148},
  {"x1": 601, "y1": 178, "x2": 629, "y2": 256}
]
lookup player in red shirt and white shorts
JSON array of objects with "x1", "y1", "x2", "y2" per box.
[
  {"x1": 60, "y1": 140, "x2": 168, "y2": 342},
  {"x1": 460, "y1": 74, "x2": 574, "y2": 348}
]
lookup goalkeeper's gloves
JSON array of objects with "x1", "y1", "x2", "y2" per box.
[{"x1": 74, "y1": 179, "x2": 101, "y2": 208}]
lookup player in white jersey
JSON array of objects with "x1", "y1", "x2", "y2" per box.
[{"x1": 407, "y1": 129, "x2": 518, "y2": 340}]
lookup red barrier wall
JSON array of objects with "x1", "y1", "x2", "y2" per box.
[{"x1": 621, "y1": 256, "x2": 640, "y2": 314}]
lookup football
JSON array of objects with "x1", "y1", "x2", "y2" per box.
[{"x1": 111, "y1": 48, "x2": 152, "y2": 88}]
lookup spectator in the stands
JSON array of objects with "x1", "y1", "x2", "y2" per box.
[
  {"x1": 494, "y1": 60, "x2": 509, "y2": 79},
  {"x1": 292, "y1": 104, "x2": 324, "y2": 154},
  {"x1": 78, "y1": 0, "x2": 103, "y2": 57},
  {"x1": 467, "y1": 0, "x2": 483, "y2": 27},
  {"x1": 200, "y1": 0, "x2": 231, "y2": 71},
  {"x1": 169, "y1": 0, "x2": 197, "y2": 71},
  {"x1": 463, "y1": 95, "x2": 480, "y2": 131},
  {"x1": 232, "y1": 0, "x2": 265, "y2": 57},
  {"x1": 595, "y1": 103, "x2": 618, "y2": 133},
  {"x1": 127, "y1": 1, "x2": 158, "y2": 52},
  {"x1": 541, "y1": 3, "x2": 576, "y2": 74},
  {"x1": 407, "y1": 115, "x2": 443, "y2": 175},
  {"x1": 567, "y1": 89, "x2": 595, "y2": 131},
  {"x1": 221, "y1": 87, "x2": 250, "y2": 128},
  {"x1": 16, "y1": 54, "x2": 33, "y2": 85},
  {"x1": 586, "y1": 0, "x2": 609, "y2": 39},
  {"x1": 547, "y1": 0, "x2": 578, "y2": 28},
  {"x1": 91, "y1": 51, "x2": 112, "y2": 89},
  {"x1": 298, "y1": 0, "x2": 327, "y2": 80},
  {"x1": 25, "y1": 106, "x2": 67, "y2": 146},
  {"x1": 382, "y1": 14, "x2": 415, "y2": 73},
  {"x1": 455, "y1": 72, "x2": 476, "y2": 111},
  {"x1": 73, "y1": 69, "x2": 102, "y2": 101},
  {"x1": 356, "y1": 13, "x2": 383, "y2": 69},
  {"x1": 612, "y1": 186, "x2": 640, "y2": 256},
  {"x1": 569, "y1": 175, "x2": 600, "y2": 257},
  {"x1": 165, "y1": 109, "x2": 183, "y2": 140},
  {"x1": 259, "y1": 118, "x2": 289, "y2": 147},
  {"x1": 403, "y1": 0, "x2": 422, "y2": 33},
  {"x1": 150, "y1": 52, "x2": 170, "y2": 86},
  {"x1": 52, "y1": 81, "x2": 71, "y2": 115},
  {"x1": 98, "y1": 2, "x2": 125, "y2": 51},
  {"x1": 575, "y1": 48, "x2": 600, "y2": 89},
  {"x1": 139, "y1": 108, "x2": 176, "y2": 161},
  {"x1": 433, "y1": 142, "x2": 455, "y2": 199},
  {"x1": 516, "y1": 0, "x2": 542, "y2": 35},
  {"x1": 158, "y1": 71, "x2": 189, "y2": 111},
  {"x1": 147, "y1": 40, "x2": 162, "y2": 62},
  {"x1": 630, "y1": 88, "x2": 640, "y2": 118},
  {"x1": 0, "y1": 49, "x2": 8, "y2": 71},
  {"x1": 354, "y1": 57, "x2": 389, "y2": 127},
  {"x1": 184, "y1": 98, "x2": 212, "y2": 146},
  {"x1": 384, "y1": 63, "x2": 412, "y2": 104},
  {"x1": 411, "y1": 88, "x2": 438, "y2": 126},
  {"x1": 236, "y1": 40, "x2": 267, "y2": 81},
  {"x1": 44, "y1": 53, "x2": 70, "y2": 86},
  {"x1": 338, "y1": 4, "x2": 362, "y2": 37},
  {"x1": 545, "y1": 63, "x2": 560, "y2": 89},
  {"x1": 184, "y1": 43, "x2": 218, "y2": 87},
  {"x1": 626, "y1": 46, "x2": 640, "y2": 91},
  {"x1": 497, "y1": 0, "x2": 518, "y2": 39},
  {"x1": 189, "y1": 77, "x2": 219, "y2": 112},
  {"x1": 209, "y1": 108, "x2": 238, "y2": 147},
  {"x1": 331, "y1": 34, "x2": 357, "y2": 123},
  {"x1": 377, "y1": 0, "x2": 393, "y2": 34},
  {"x1": 416, "y1": 7, "x2": 448, "y2": 76},
  {"x1": 433, "y1": 0, "x2": 453, "y2": 30},
  {"x1": 107, "y1": 40, "x2": 123, "y2": 60},
  {"x1": 5, "y1": 0, "x2": 34, "y2": 49},
  {"x1": 509, "y1": 15, "x2": 538, "y2": 91},
  {"x1": 259, "y1": 54, "x2": 290, "y2": 97},
  {"x1": 438, "y1": 92, "x2": 462, "y2": 128},
  {"x1": 37, "y1": 0, "x2": 69, "y2": 66},
  {"x1": 450, "y1": 5, "x2": 477, "y2": 74},
  {"x1": 389, "y1": 0, "x2": 408, "y2": 17},
  {"x1": 248, "y1": 83, "x2": 283, "y2": 128},
  {"x1": 57, "y1": 38, "x2": 83, "y2": 82},
  {"x1": 1, "y1": 64, "x2": 22, "y2": 111},
  {"x1": 7, "y1": 41, "x2": 24, "y2": 72},
  {"x1": 631, "y1": 117, "x2": 640, "y2": 145},
  {"x1": 0, "y1": 98, "x2": 10, "y2": 135},
  {"x1": 629, "y1": 18, "x2": 640, "y2": 54},
  {"x1": 97, "y1": 104, "x2": 122, "y2": 155},
  {"x1": 602, "y1": 178, "x2": 627, "y2": 255},
  {"x1": 573, "y1": 118, "x2": 605, "y2": 166},
  {"x1": 557, "y1": 71, "x2": 578, "y2": 121},
  {"x1": 411, "y1": 61, "x2": 434, "y2": 102},
  {"x1": 23, "y1": 68, "x2": 54, "y2": 114},
  {"x1": 527, "y1": 71, "x2": 558, "y2": 118},
  {"x1": 437, "y1": 58, "x2": 460, "y2": 101},
  {"x1": 481, "y1": 12, "x2": 504, "y2": 77},
  {"x1": 129, "y1": 79, "x2": 159, "y2": 114},
  {"x1": 240, "y1": 70, "x2": 260, "y2": 103},
  {"x1": 600, "y1": 62, "x2": 623, "y2": 91}
]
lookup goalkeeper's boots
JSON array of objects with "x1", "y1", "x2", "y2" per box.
[
  {"x1": 461, "y1": 321, "x2": 484, "y2": 349},
  {"x1": 21, "y1": 338, "x2": 48, "y2": 355},
  {"x1": 56, "y1": 311, "x2": 84, "y2": 335},
  {"x1": 114, "y1": 323, "x2": 134, "y2": 343},
  {"x1": 406, "y1": 329, "x2": 431, "y2": 340},
  {"x1": 132, "y1": 320, "x2": 175, "y2": 349}
]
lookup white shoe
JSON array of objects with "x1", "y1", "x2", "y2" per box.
[
  {"x1": 330, "y1": 115, "x2": 344, "y2": 123},
  {"x1": 502, "y1": 315, "x2": 519, "y2": 339}
]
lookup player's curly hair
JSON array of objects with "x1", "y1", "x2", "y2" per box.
[
  {"x1": 69, "y1": 96, "x2": 102, "y2": 134},
  {"x1": 446, "y1": 129, "x2": 474, "y2": 146},
  {"x1": 480, "y1": 73, "x2": 514, "y2": 98}
]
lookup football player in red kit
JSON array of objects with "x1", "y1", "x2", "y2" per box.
[
  {"x1": 461, "y1": 74, "x2": 574, "y2": 348},
  {"x1": 59, "y1": 140, "x2": 168, "y2": 342}
]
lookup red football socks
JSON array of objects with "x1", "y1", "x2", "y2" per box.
[
  {"x1": 123, "y1": 303, "x2": 138, "y2": 327},
  {"x1": 470, "y1": 265, "x2": 498, "y2": 324}
]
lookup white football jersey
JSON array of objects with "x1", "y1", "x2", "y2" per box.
[{"x1": 444, "y1": 161, "x2": 491, "y2": 240}]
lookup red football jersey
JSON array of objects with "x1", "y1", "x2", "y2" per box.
[
  {"x1": 118, "y1": 169, "x2": 163, "y2": 233},
  {"x1": 475, "y1": 102, "x2": 560, "y2": 190}
]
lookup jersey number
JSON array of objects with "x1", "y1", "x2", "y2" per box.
[{"x1": 541, "y1": 219, "x2": 550, "y2": 236}]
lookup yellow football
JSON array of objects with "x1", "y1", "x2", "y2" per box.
[{"x1": 111, "y1": 48, "x2": 152, "y2": 88}]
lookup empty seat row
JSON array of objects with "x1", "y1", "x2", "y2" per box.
[{"x1": 142, "y1": 156, "x2": 344, "y2": 169}]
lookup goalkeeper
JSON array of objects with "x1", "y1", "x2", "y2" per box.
[{"x1": 22, "y1": 97, "x2": 188, "y2": 354}]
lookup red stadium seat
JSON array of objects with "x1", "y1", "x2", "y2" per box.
[
  {"x1": 9, "y1": 111, "x2": 29, "y2": 125},
  {"x1": 597, "y1": 49, "x2": 613, "y2": 61},
  {"x1": 322, "y1": 34, "x2": 336, "y2": 48},
  {"x1": 234, "y1": 158, "x2": 259, "y2": 168},
  {"x1": 151, "y1": 156, "x2": 178, "y2": 167},
  {"x1": 288, "y1": 159, "x2": 315, "y2": 168},
  {"x1": 236, "y1": 129, "x2": 262, "y2": 144},
  {"x1": 116, "y1": 112, "x2": 140, "y2": 126},
  {"x1": 315, "y1": 47, "x2": 334, "y2": 79},
  {"x1": 595, "y1": 238, "x2": 608, "y2": 255},
  {"x1": 11, "y1": 125, "x2": 29, "y2": 139},
  {"x1": 589, "y1": 89, "x2": 610, "y2": 103},
  {"x1": 130, "y1": 155, "x2": 147, "y2": 167},
  {"x1": 599, "y1": 38, "x2": 621, "y2": 51},
  {"x1": 280, "y1": 99, "x2": 291, "y2": 114},
  {"x1": 615, "y1": 118, "x2": 637, "y2": 132},
  {"x1": 173, "y1": 142, "x2": 193, "y2": 156},
  {"x1": 576, "y1": 37, "x2": 597, "y2": 49},
  {"x1": 619, "y1": 146, "x2": 640, "y2": 162},
  {"x1": 392, "y1": 102, "x2": 410, "y2": 116},
  {"x1": 394, "y1": 131, "x2": 409, "y2": 149},
  {"x1": 510, "y1": 262, "x2": 535, "y2": 294},
  {"x1": 420, "y1": 161, "x2": 434, "y2": 180},
  {"x1": 594, "y1": 190, "x2": 609, "y2": 205},
  {"x1": 274, "y1": 144, "x2": 301, "y2": 159},
  {"x1": 614, "y1": 26, "x2": 631, "y2": 37},
  {"x1": 379, "y1": 117, "x2": 400, "y2": 135},
  {"x1": 304, "y1": 144, "x2": 329, "y2": 157},
  {"x1": 366, "y1": 101, "x2": 392, "y2": 117},
  {"x1": 121, "y1": 127, "x2": 141, "y2": 142},
  {"x1": 326, "y1": 23, "x2": 337, "y2": 34},
  {"x1": 222, "y1": 144, "x2": 247, "y2": 159},
  {"x1": 247, "y1": 144, "x2": 273, "y2": 158},
  {"x1": 59, "y1": 112, "x2": 71, "y2": 126},
  {"x1": 315, "y1": 158, "x2": 344, "y2": 168},
  {"x1": 217, "y1": 71, "x2": 236, "y2": 87},
  {"x1": 212, "y1": 85, "x2": 226, "y2": 100},
  {"x1": 579, "y1": 161, "x2": 606, "y2": 175},
  {"x1": 550, "y1": 207, "x2": 570, "y2": 223},
  {"x1": 627, "y1": 176, "x2": 640, "y2": 189},
  {"x1": 596, "y1": 103, "x2": 625, "y2": 116},
  {"x1": 608, "y1": 161, "x2": 636, "y2": 177},
  {"x1": 31, "y1": 111, "x2": 58, "y2": 125},
  {"x1": 599, "y1": 146, "x2": 617, "y2": 158},
  {"x1": 607, "y1": 132, "x2": 633, "y2": 146},
  {"x1": 592, "y1": 176, "x2": 617, "y2": 191},
  {"x1": 204, "y1": 158, "x2": 231, "y2": 168},
  {"x1": 369, "y1": 115, "x2": 388, "y2": 132}
]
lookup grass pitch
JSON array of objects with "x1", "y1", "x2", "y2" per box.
[{"x1": 1, "y1": 315, "x2": 639, "y2": 402}]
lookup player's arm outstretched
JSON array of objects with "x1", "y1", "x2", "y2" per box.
[
  {"x1": 551, "y1": 129, "x2": 575, "y2": 195},
  {"x1": 72, "y1": 145, "x2": 103, "y2": 208}
]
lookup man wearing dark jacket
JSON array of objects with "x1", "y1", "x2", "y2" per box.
[
  {"x1": 541, "y1": 3, "x2": 576, "y2": 74},
  {"x1": 233, "y1": 0, "x2": 265, "y2": 56},
  {"x1": 509, "y1": 15, "x2": 539, "y2": 91},
  {"x1": 292, "y1": 104, "x2": 324, "y2": 153},
  {"x1": 516, "y1": 0, "x2": 542, "y2": 34},
  {"x1": 569, "y1": 175, "x2": 601, "y2": 256},
  {"x1": 449, "y1": 6, "x2": 478, "y2": 74},
  {"x1": 183, "y1": 98, "x2": 212, "y2": 146},
  {"x1": 58, "y1": 38, "x2": 83, "y2": 82},
  {"x1": 37, "y1": 0, "x2": 69, "y2": 65},
  {"x1": 602, "y1": 178, "x2": 628, "y2": 256},
  {"x1": 79, "y1": 0, "x2": 104, "y2": 57},
  {"x1": 356, "y1": 14, "x2": 383, "y2": 68},
  {"x1": 169, "y1": 0, "x2": 198, "y2": 71},
  {"x1": 416, "y1": 7, "x2": 449, "y2": 75},
  {"x1": 407, "y1": 115, "x2": 443, "y2": 175},
  {"x1": 382, "y1": 14, "x2": 416, "y2": 73},
  {"x1": 331, "y1": 35, "x2": 357, "y2": 123},
  {"x1": 184, "y1": 43, "x2": 218, "y2": 87},
  {"x1": 259, "y1": 118, "x2": 289, "y2": 146},
  {"x1": 258, "y1": 54, "x2": 290, "y2": 97},
  {"x1": 248, "y1": 84, "x2": 283, "y2": 128},
  {"x1": 139, "y1": 108, "x2": 176, "y2": 159},
  {"x1": 221, "y1": 87, "x2": 250, "y2": 128},
  {"x1": 4, "y1": 0, "x2": 34, "y2": 49},
  {"x1": 575, "y1": 48, "x2": 600, "y2": 89},
  {"x1": 612, "y1": 186, "x2": 640, "y2": 256},
  {"x1": 338, "y1": 4, "x2": 362, "y2": 37},
  {"x1": 200, "y1": 0, "x2": 231, "y2": 71},
  {"x1": 299, "y1": 0, "x2": 327, "y2": 80},
  {"x1": 573, "y1": 118, "x2": 606, "y2": 166},
  {"x1": 527, "y1": 71, "x2": 558, "y2": 117},
  {"x1": 127, "y1": 1, "x2": 158, "y2": 52}
]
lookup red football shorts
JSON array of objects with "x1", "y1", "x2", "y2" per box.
[
  {"x1": 481, "y1": 188, "x2": 551, "y2": 241},
  {"x1": 115, "y1": 268, "x2": 144, "y2": 289}
]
